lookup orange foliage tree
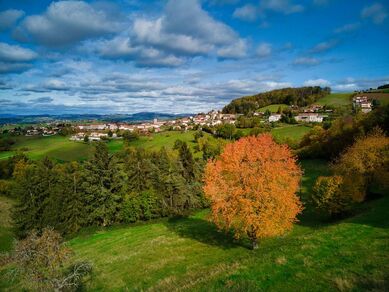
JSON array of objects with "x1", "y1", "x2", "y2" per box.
[{"x1": 204, "y1": 134, "x2": 303, "y2": 249}]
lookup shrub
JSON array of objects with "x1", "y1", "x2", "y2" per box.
[
  {"x1": 10, "y1": 228, "x2": 91, "y2": 291},
  {"x1": 312, "y1": 175, "x2": 351, "y2": 216}
]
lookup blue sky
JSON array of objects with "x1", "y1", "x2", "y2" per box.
[{"x1": 0, "y1": 0, "x2": 388, "y2": 115}]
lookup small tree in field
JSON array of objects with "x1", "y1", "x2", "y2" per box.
[
  {"x1": 10, "y1": 228, "x2": 91, "y2": 291},
  {"x1": 204, "y1": 134, "x2": 303, "y2": 249},
  {"x1": 312, "y1": 175, "x2": 350, "y2": 216}
]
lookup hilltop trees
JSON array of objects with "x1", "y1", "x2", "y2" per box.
[
  {"x1": 204, "y1": 135, "x2": 303, "y2": 249},
  {"x1": 223, "y1": 86, "x2": 330, "y2": 114}
]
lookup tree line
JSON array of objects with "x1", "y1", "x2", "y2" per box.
[
  {"x1": 222, "y1": 86, "x2": 331, "y2": 114},
  {"x1": 4, "y1": 141, "x2": 206, "y2": 238}
]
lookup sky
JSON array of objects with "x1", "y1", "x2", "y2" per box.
[{"x1": 0, "y1": 0, "x2": 388, "y2": 115}]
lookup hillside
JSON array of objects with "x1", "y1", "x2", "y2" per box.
[
  {"x1": 1, "y1": 160, "x2": 388, "y2": 291},
  {"x1": 222, "y1": 86, "x2": 330, "y2": 114}
]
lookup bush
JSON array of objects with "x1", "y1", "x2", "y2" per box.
[
  {"x1": 10, "y1": 228, "x2": 91, "y2": 291},
  {"x1": 312, "y1": 176, "x2": 351, "y2": 216}
]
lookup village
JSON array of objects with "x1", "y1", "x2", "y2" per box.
[{"x1": 3, "y1": 95, "x2": 374, "y2": 142}]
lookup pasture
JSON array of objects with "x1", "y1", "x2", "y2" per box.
[
  {"x1": 0, "y1": 135, "x2": 124, "y2": 162},
  {"x1": 258, "y1": 104, "x2": 289, "y2": 113},
  {"x1": 2, "y1": 160, "x2": 388, "y2": 291},
  {"x1": 315, "y1": 93, "x2": 352, "y2": 107},
  {"x1": 271, "y1": 124, "x2": 311, "y2": 143}
]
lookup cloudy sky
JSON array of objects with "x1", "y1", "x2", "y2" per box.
[{"x1": 0, "y1": 0, "x2": 388, "y2": 115}]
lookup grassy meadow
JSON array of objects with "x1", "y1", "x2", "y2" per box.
[
  {"x1": 2, "y1": 159, "x2": 388, "y2": 291},
  {"x1": 315, "y1": 93, "x2": 352, "y2": 107},
  {"x1": 0, "y1": 135, "x2": 124, "y2": 162},
  {"x1": 271, "y1": 124, "x2": 311, "y2": 143},
  {"x1": 258, "y1": 104, "x2": 289, "y2": 113}
]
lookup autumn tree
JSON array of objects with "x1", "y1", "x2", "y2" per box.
[
  {"x1": 204, "y1": 134, "x2": 303, "y2": 249},
  {"x1": 312, "y1": 128, "x2": 389, "y2": 217},
  {"x1": 333, "y1": 128, "x2": 389, "y2": 204},
  {"x1": 11, "y1": 228, "x2": 91, "y2": 291},
  {"x1": 312, "y1": 175, "x2": 350, "y2": 216}
]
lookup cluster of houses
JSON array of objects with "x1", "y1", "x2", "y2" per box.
[
  {"x1": 24, "y1": 126, "x2": 59, "y2": 136},
  {"x1": 168, "y1": 110, "x2": 237, "y2": 129},
  {"x1": 352, "y1": 96, "x2": 372, "y2": 113},
  {"x1": 267, "y1": 113, "x2": 326, "y2": 123},
  {"x1": 69, "y1": 111, "x2": 238, "y2": 141}
]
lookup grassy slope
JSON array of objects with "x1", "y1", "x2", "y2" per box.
[
  {"x1": 64, "y1": 160, "x2": 388, "y2": 291},
  {"x1": 0, "y1": 131, "x2": 205, "y2": 161},
  {"x1": 258, "y1": 104, "x2": 289, "y2": 113},
  {"x1": 271, "y1": 125, "x2": 312, "y2": 142},
  {"x1": 1, "y1": 160, "x2": 388, "y2": 291},
  {"x1": 0, "y1": 136, "x2": 124, "y2": 162},
  {"x1": 0, "y1": 196, "x2": 13, "y2": 253},
  {"x1": 315, "y1": 93, "x2": 352, "y2": 107}
]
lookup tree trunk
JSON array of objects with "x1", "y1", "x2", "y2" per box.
[{"x1": 252, "y1": 238, "x2": 258, "y2": 250}]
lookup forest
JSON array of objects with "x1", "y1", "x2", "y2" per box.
[{"x1": 222, "y1": 86, "x2": 331, "y2": 114}]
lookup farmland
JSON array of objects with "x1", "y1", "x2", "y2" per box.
[{"x1": 0, "y1": 126, "x2": 311, "y2": 162}]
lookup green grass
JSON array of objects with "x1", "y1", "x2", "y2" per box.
[
  {"x1": 258, "y1": 104, "x2": 289, "y2": 113},
  {"x1": 1, "y1": 160, "x2": 388, "y2": 291},
  {"x1": 127, "y1": 131, "x2": 199, "y2": 151},
  {"x1": 0, "y1": 136, "x2": 124, "y2": 162},
  {"x1": 0, "y1": 196, "x2": 14, "y2": 253},
  {"x1": 316, "y1": 93, "x2": 352, "y2": 107},
  {"x1": 271, "y1": 125, "x2": 311, "y2": 143}
]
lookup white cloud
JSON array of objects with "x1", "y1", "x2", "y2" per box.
[
  {"x1": 233, "y1": 4, "x2": 258, "y2": 21},
  {"x1": 303, "y1": 78, "x2": 330, "y2": 87},
  {"x1": 334, "y1": 23, "x2": 360, "y2": 34},
  {"x1": 0, "y1": 42, "x2": 37, "y2": 62},
  {"x1": 217, "y1": 39, "x2": 247, "y2": 58},
  {"x1": 15, "y1": 1, "x2": 122, "y2": 46},
  {"x1": 293, "y1": 57, "x2": 320, "y2": 66},
  {"x1": 98, "y1": 0, "x2": 247, "y2": 65},
  {"x1": 361, "y1": 3, "x2": 388, "y2": 24},
  {"x1": 333, "y1": 83, "x2": 358, "y2": 91},
  {"x1": 256, "y1": 43, "x2": 272, "y2": 57},
  {"x1": 260, "y1": 0, "x2": 304, "y2": 15},
  {"x1": 0, "y1": 9, "x2": 24, "y2": 30},
  {"x1": 310, "y1": 39, "x2": 338, "y2": 53}
]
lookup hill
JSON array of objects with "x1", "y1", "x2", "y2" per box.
[
  {"x1": 315, "y1": 93, "x2": 352, "y2": 107},
  {"x1": 222, "y1": 86, "x2": 330, "y2": 114},
  {"x1": 2, "y1": 160, "x2": 388, "y2": 291}
]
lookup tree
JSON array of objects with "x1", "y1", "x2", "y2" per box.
[
  {"x1": 312, "y1": 176, "x2": 350, "y2": 216},
  {"x1": 122, "y1": 131, "x2": 139, "y2": 143},
  {"x1": 334, "y1": 128, "x2": 389, "y2": 202},
  {"x1": 204, "y1": 134, "x2": 303, "y2": 249},
  {"x1": 10, "y1": 228, "x2": 91, "y2": 291},
  {"x1": 83, "y1": 135, "x2": 89, "y2": 143},
  {"x1": 174, "y1": 140, "x2": 195, "y2": 181},
  {"x1": 215, "y1": 124, "x2": 236, "y2": 140}
]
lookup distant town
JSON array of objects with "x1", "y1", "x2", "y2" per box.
[{"x1": 2, "y1": 94, "x2": 374, "y2": 142}]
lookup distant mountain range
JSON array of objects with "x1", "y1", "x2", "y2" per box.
[{"x1": 0, "y1": 112, "x2": 192, "y2": 125}]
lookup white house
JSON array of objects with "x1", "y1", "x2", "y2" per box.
[
  {"x1": 295, "y1": 113, "x2": 324, "y2": 123},
  {"x1": 268, "y1": 114, "x2": 281, "y2": 122}
]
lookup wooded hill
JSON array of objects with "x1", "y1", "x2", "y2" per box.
[{"x1": 222, "y1": 86, "x2": 331, "y2": 114}]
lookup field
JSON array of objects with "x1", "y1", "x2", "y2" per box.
[
  {"x1": 0, "y1": 135, "x2": 124, "y2": 162},
  {"x1": 127, "y1": 131, "x2": 206, "y2": 152},
  {"x1": 361, "y1": 93, "x2": 389, "y2": 105},
  {"x1": 315, "y1": 93, "x2": 352, "y2": 107},
  {"x1": 271, "y1": 125, "x2": 311, "y2": 143},
  {"x1": 258, "y1": 104, "x2": 289, "y2": 113},
  {"x1": 2, "y1": 160, "x2": 388, "y2": 291}
]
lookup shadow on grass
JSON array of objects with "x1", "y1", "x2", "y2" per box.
[{"x1": 163, "y1": 216, "x2": 249, "y2": 250}]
